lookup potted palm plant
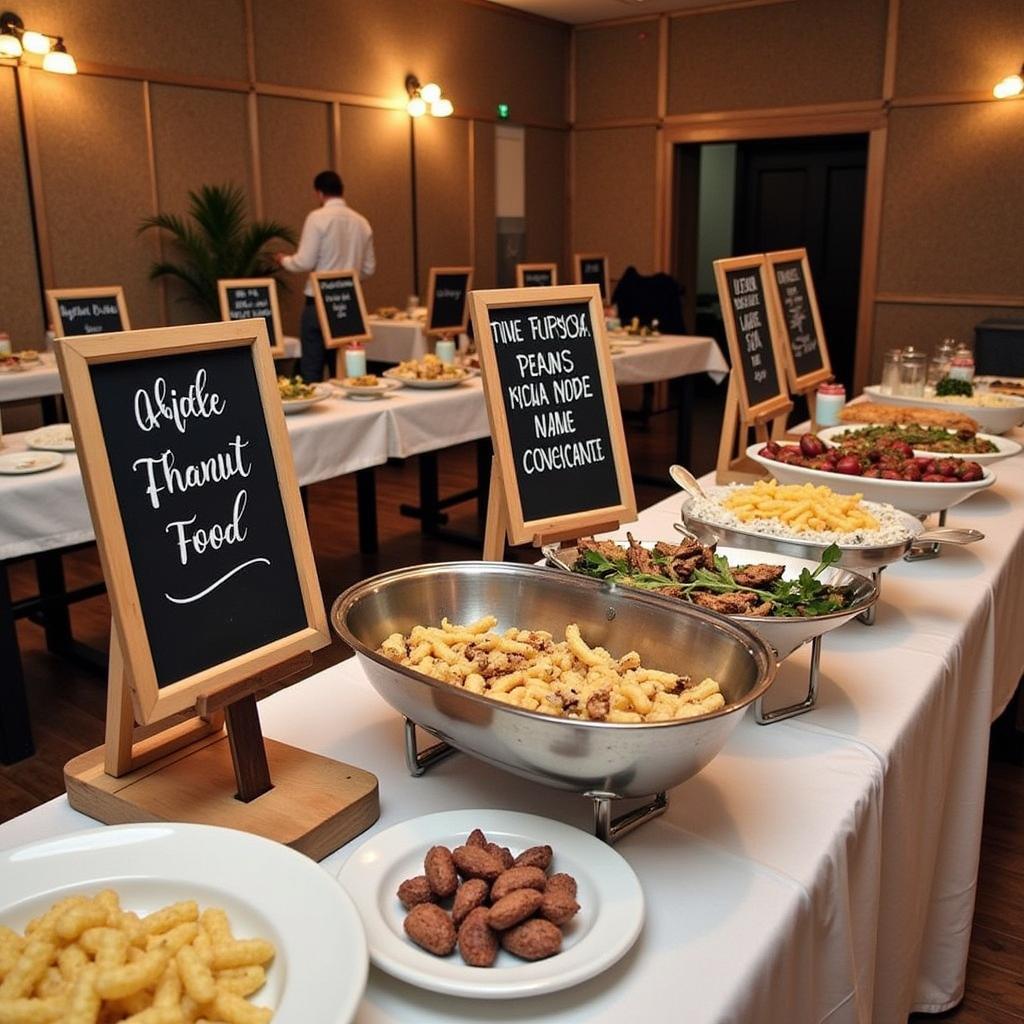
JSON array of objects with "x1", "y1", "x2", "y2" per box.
[{"x1": 139, "y1": 183, "x2": 295, "y2": 319}]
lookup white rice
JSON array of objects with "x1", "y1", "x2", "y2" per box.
[{"x1": 688, "y1": 485, "x2": 914, "y2": 548}]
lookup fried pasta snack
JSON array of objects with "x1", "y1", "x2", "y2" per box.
[
  {"x1": 378, "y1": 617, "x2": 724, "y2": 723},
  {"x1": 722, "y1": 480, "x2": 880, "y2": 534},
  {"x1": 0, "y1": 891, "x2": 275, "y2": 1023}
]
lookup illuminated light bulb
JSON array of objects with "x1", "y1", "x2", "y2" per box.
[
  {"x1": 993, "y1": 72, "x2": 1023, "y2": 99},
  {"x1": 406, "y1": 95, "x2": 427, "y2": 117},
  {"x1": 430, "y1": 97, "x2": 454, "y2": 118},
  {"x1": 0, "y1": 31, "x2": 22, "y2": 58},
  {"x1": 420, "y1": 82, "x2": 442, "y2": 104},
  {"x1": 43, "y1": 42, "x2": 76, "y2": 74},
  {"x1": 21, "y1": 30, "x2": 51, "y2": 54}
]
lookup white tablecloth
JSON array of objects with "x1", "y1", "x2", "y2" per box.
[
  {"x1": 367, "y1": 317, "x2": 430, "y2": 364},
  {"x1": 610, "y1": 334, "x2": 727, "y2": 384},
  {"x1": 0, "y1": 354, "x2": 61, "y2": 404}
]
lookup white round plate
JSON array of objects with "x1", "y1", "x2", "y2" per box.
[
  {"x1": 382, "y1": 367, "x2": 478, "y2": 389},
  {"x1": 337, "y1": 809, "x2": 643, "y2": 1000},
  {"x1": 862, "y1": 384, "x2": 1024, "y2": 434},
  {"x1": 0, "y1": 823, "x2": 367, "y2": 1023},
  {"x1": 25, "y1": 423, "x2": 76, "y2": 452},
  {"x1": 818, "y1": 424, "x2": 1022, "y2": 466},
  {"x1": 331, "y1": 377, "x2": 402, "y2": 400},
  {"x1": 0, "y1": 450, "x2": 64, "y2": 474},
  {"x1": 0, "y1": 360, "x2": 24, "y2": 374},
  {"x1": 281, "y1": 383, "x2": 332, "y2": 414},
  {"x1": 747, "y1": 441, "x2": 995, "y2": 516}
]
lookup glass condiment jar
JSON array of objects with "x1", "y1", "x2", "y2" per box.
[
  {"x1": 881, "y1": 348, "x2": 902, "y2": 394},
  {"x1": 815, "y1": 382, "x2": 846, "y2": 427},
  {"x1": 948, "y1": 345, "x2": 975, "y2": 384},
  {"x1": 898, "y1": 347, "x2": 927, "y2": 396},
  {"x1": 0, "y1": 332, "x2": 11, "y2": 357}
]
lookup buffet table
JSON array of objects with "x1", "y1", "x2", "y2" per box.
[
  {"x1": 0, "y1": 354, "x2": 61, "y2": 404},
  {"x1": 366, "y1": 315, "x2": 430, "y2": 364},
  {"x1": 2, "y1": 438, "x2": 1021, "y2": 1022}
]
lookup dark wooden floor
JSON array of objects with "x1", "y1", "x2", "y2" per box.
[{"x1": 2, "y1": 382, "x2": 1022, "y2": 1021}]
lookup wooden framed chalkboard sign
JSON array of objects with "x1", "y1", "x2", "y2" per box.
[
  {"x1": 217, "y1": 277, "x2": 285, "y2": 357},
  {"x1": 573, "y1": 253, "x2": 609, "y2": 301},
  {"x1": 426, "y1": 266, "x2": 474, "y2": 337},
  {"x1": 47, "y1": 286, "x2": 131, "y2": 338},
  {"x1": 56, "y1": 319, "x2": 377, "y2": 857},
  {"x1": 470, "y1": 284, "x2": 636, "y2": 555},
  {"x1": 516, "y1": 262, "x2": 558, "y2": 288},
  {"x1": 764, "y1": 248, "x2": 832, "y2": 396},
  {"x1": 311, "y1": 269, "x2": 372, "y2": 348},
  {"x1": 713, "y1": 255, "x2": 793, "y2": 482}
]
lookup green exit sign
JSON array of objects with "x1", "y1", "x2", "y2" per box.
[{"x1": 497, "y1": 102, "x2": 510, "y2": 120}]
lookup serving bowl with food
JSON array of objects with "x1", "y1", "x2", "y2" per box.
[
  {"x1": 332, "y1": 561, "x2": 777, "y2": 841},
  {"x1": 383, "y1": 355, "x2": 477, "y2": 389},
  {"x1": 276, "y1": 376, "x2": 331, "y2": 413},
  {"x1": 818, "y1": 423, "x2": 1021, "y2": 466},
  {"x1": 862, "y1": 383, "x2": 1024, "y2": 434},
  {"x1": 747, "y1": 435, "x2": 995, "y2": 516}
]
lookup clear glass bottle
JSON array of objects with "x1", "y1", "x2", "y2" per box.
[
  {"x1": 880, "y1": 348, "x2": 902, "y2": 394},
  {"x1": 898, "y1": 346, "x2": 927, "y2": 396}
]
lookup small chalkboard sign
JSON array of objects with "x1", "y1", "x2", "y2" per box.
[
  {"x1": 470, "y1": 285, "x2": 636, "y2": 549},
  {"x1": 218, "y1": 278, "x2": 285, "y2": 357},
  {"x1": 765, "y1": 248, "x2": 832, "y2": 392},
  {"x1": 573, "y1": 253, "x2": 609, "y2": 302},
  {"x1": 311, "y1": 269, "x2": 372, "y2": 349},
  {"x1": 47, "y1": 286, "x2": 130, "y2": 338},
  {"x1": 516, "y1": 263, "x2": 558, "y2": 288},
  {"x1": 55, "y1": 319, "x2": 329, "y2": 724},
  {"x1": 426, "y1": 266, "x2": 474, "y2": 336}
]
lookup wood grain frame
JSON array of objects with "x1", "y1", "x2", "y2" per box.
[
  {"x1": 573, "y1": 252, "x2": 609, "y2": 301},
  {"x1": 53, "y1": 319, "x2": 330, "y2": 725},
  {"x1": 469, "y1": 284, "x2": 637, "y2": 547},
  {"x1": 764, "y1": 248, "x2": 833, "y2": 393},
  {"x1": 47, "y1": 286, "x2": 131, "y2": 338},
  {"x1": 310, "y1": 269, "x2": 372, "y2": 349},
  {"x1": 515, "y1": 262, "x2": 559, "y2": 287},
  {"x1": 713, "y1": 254, "x2": 792, "y2": 421},
  {"x1": 217, "y1": 277, "x2": 285, "y2": 357},
  {"x1": 425, "y1": 266, "x2": 474, "y2": 336}
]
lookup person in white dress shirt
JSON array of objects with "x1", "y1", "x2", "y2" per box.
[{"x1": 274, "y1": 170, "x2": 376, "y2": 382}]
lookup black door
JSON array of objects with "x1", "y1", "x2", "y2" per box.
[{"x1": 733, "y1": 134, "x2": 868, "y2": 389}]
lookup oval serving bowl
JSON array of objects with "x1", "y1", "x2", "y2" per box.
[
  {"x1": 861, "y1": 384, "x2": 1024, "y2": 434},
  {"x1": 332, "y1": 562, "x2": 777, "y2": 799},
  {"x1": 817, "y1": 424, "x2": 1022, "y2": 467}
]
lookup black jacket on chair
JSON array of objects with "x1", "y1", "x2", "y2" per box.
[{"x1": 611, "y1": 267, "x2": 688, "y2": 335}]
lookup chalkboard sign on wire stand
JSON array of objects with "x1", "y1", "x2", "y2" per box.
[
  {"x1": 311, "y1": 269, "x2": 372, "y2": 348},
  {"x1": 470, "y1": 284, "x2": 636, "y2": 559},
  {"x1": 217, "y1": 277, "x2": 285, "y2": 357},
  {"x1": 55, "y1": 319, "x2": 378, "y2": 858},
  {"x1": 47, "y1": 286, "x2": 131, "y2": 338},
  {"x1": 713, "y1": 255, "x2": 793, "y2": 483}
]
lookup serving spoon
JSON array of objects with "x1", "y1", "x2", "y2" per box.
[{"x1": 669, "y1": 464, "x2": 708, "y2": 500}]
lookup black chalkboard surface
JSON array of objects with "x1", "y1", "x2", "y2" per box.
[
  {"x1": 485, "y1": 300, "x2": 622, "y2": 523},
  {"x1": 772, "y1": 259, "x2": 824, "y2": 380},
  {"x1": 577, "y1": 257, "x2": 607, "y2": 299},
  {"x1": 428, "y1": 270, "x2": 471, "y2": 332},
  {"x1": 724, "y1": 266, "x2": 784, "y2": 412},
  {"x1": 315, "y1": 273, "x2": 368, "y2": 343},
  {"x1": 57, "y1": 295, "x2": 124, "y2": 336},
  {"x1": 521, "y1": 267, "x2": 555, "y2": 288},
  {"x1": 89, "y1": 345, "x2": 307, "y2": 687},
  {"x1": 222, "y1": 284, "x2": 278, "y2": 349}
]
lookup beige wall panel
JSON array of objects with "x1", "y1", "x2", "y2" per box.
[
  {"x1": 337, "y1": 105, "x2": 414, "y2": 310},
  {"x1": 16, "y1": 0, "x2": 247, "y2": 80},
  {"x1": 525, "y1": 127, "x2": 568, "y2": 278},
  {"x1": 473, "y1": 121, "x2": 497, "y2": 290},
  {"x1": 258, "y1": 96, "x2": 332, "y2": 337},
  {"x1": 31, "y1": 71, "x2": 162, "y2": 328},
  {"x1": 0, "y1": 69, "x2": 44, "y2": 347},
  {"x1": 895, "y1": 0, "x2": 1024, "y2": 98},
  {"x1": 575, "y1": 20, "x2": 659, "y2": 124},
  {"x1": 871, "y1": 302, "x2": 1023, "y2": 381},
  {"x1": 253, "y1": 0, "x2": 567, "y2": 125},
  {"x1": 572, "y1": 127, "x2": 657, "y2": 282},
  {"x1": 667, "y1": 0, "x2": 886, "y2": 114},
  {"x1": 878, "y1": 105, "x2": 1024, "y2": 296},
  {"x1": 414, "y1": 116, "x2": 472, "y2": 297}
]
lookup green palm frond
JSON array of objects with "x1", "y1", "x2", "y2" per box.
[{"x1": 139, "y1": 183, "x2": 295, "y2": 318}]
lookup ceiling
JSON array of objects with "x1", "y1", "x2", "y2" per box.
[{"x1": 491, "y1": 0, "x2": 719, "y2": 25}]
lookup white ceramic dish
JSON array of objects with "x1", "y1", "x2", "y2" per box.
[
  {"x1": 0, "y1": 450, "x2": 64, "y2": 474},
  {"x1": 331, "y1": 377, "x2": 402, "y2": 400},
  {"x1": 0, "y1": 823, "x2": 368, "y2": 1023},
  {"x1": 862, "y1": 384, "x2": 1024, "y2": 434},
  {"x1": 382, "y1": 367, "x2": 478, "y2": 389},
  {"x1": 746, "y1": 441, "x2": 995, "y2": 516},
  {"x1": 25, "y1": 423, "x2": 76, "y2": 452},
  {"x1": 0, "y1": 360, "x2": 24, "y2": 374},
  {"x1": 337, "y1": 809, "x2": 643, "y2": 1000},
  {"x1": 818, "y1": 424, "x2": 1022, "y2": 466},
  {"x1": 280, "y1": 383, "x2": 331, "y2": 414}
]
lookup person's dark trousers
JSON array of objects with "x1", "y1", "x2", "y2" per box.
[{"x1": 299, "y1": 297, "x2": 336, "y2": 382}]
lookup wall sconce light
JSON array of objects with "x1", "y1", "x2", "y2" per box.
[
  {"x1": 0, "y1": 11, "x2": 77, "y2": 73},
  {"x1": 405, "y1": 74, "x2": 454, "y2": 118},
  {"x1": 993, "y1": 63, "x2": 1023, "y2": 99}
]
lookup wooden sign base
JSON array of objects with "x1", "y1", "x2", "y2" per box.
[
  {"x1": 716, "y1": 375, "x2": 793, "y2": 484},
  {"x1": 65, "y1": 631, "x2": 379, "y2": 862},
  {"x1": 782, "y1": 386, "x2": 821, "y2": 439}
]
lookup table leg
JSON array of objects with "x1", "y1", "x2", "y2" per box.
[
  {"x1": 476, "y1": 439, "x2": 492, "y2": 523},
  {"x1": 0, "y1": 565, "x2": 34, "y2": 764},
  {"x1": 356, "y1": 468, "x2": 379, "y2": 555},
  {"x1": 33, "y1": 551, "x2": 74, "y2": 656},
  {"x1": 40, "y1": 395, "x2": 60, "y2": 426}
]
